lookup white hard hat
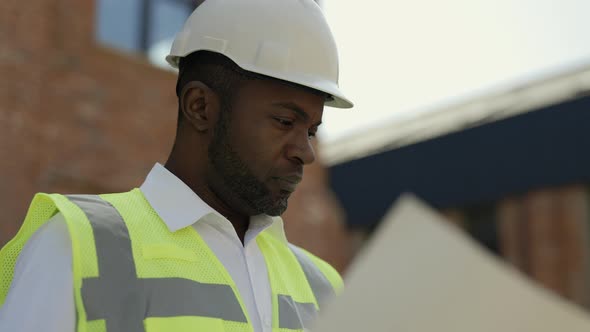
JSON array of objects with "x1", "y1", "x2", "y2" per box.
[{"x1": 166, "y1": 0, "x2": 353, "y2": 109}]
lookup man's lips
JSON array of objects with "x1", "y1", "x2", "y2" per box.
[{"x1": 272, "y1": 175, "x2": 302, "y2": 193}]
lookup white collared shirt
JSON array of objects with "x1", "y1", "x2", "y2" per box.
[{"x1": 0, "y1": 163, "x2": 286, "y2": 332}]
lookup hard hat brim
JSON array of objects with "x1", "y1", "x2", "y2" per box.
[{"x1": 166, "y1": 54, "x2": 353, "y2": 109}]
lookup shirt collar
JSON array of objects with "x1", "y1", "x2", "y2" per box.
[{"x1": 139, "y1": 163, "x2": 288, "y2": 244}]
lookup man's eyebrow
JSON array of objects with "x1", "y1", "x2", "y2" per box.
[{"x1": 272, "y1": 101, "x2": 322, "y2": 126}]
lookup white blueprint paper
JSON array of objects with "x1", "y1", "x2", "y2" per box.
[{"x1": 313, "y1": 195, "x2": 590, "y2": 332}]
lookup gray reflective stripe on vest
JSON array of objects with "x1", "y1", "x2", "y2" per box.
[
  {"x1": 278, "y1": 244, "x2": 336, "y2": 330},
  {"x1": 278, "y1": 295, "x2": 317, "y2": 330},
  {"x1": 67, "y1": 195, "x2": 247, "y2": 332},
  {"x1": 288, "y1": 244, "x2": 335, "y2": 307}
]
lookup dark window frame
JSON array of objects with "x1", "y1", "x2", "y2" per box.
[{"x1": 137, "y1": 0, "x2": 200, "y2": 52}]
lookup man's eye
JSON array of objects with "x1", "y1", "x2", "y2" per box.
[
  {"x1": 274, "y1": 118, "x2": 293, "y2": 127},
  {"x1": 308, "y1": 131, "x2": 317, "y2": 139}
]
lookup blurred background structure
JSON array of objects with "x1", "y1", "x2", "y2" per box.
[
  {"x1": 1, "y1": 0, "x2": 590, "y2": 313},
  {"x1": 325, "y1": 65, "x2": 590, "y2": 308}
]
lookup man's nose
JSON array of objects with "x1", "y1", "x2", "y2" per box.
[{"x1": 286, "y1": 131, "x2": 316, "y2": 165}]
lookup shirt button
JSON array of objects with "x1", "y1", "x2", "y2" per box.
[{"x1": 263, "y1": 316, "x2": 271, "y2": 327}]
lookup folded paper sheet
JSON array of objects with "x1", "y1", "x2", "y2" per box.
[{"x1": 313, "y1": 195, "x2": 590, "y2": 332}]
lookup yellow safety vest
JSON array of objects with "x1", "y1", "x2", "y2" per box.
[{"x1": 0, "y1": 189, "x2": 342, "y2": 332}]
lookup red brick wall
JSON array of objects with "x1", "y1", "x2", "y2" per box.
[
  {"x1": 1, "y1": 0, "x2": 176, "y2": 245},
  {"x1": 439, "y1": 187, "x2": 590, "y2": 309},
  {"x1": 497, "y1": 186, "x2": 590, "y2": 308},
  {"x1": 0, "y1": 0, "x2": 352, "y2": 271}
]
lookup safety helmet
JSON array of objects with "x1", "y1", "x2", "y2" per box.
[{"x1": 166, "y1": 0, "x2": 353, "y2": 109}]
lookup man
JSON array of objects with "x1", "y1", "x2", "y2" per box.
[{"x1": 0, "y1": 0, "x2": 353, "y2": 331}]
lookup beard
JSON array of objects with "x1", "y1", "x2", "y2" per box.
[{"x1": 207, "y1": 109, "x2": 289, "y2": 216}]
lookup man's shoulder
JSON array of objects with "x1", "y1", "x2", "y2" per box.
[
  {"x1": 14, "y1": 212, "x2": 72, "y2": 270},
  {"x1": 27, "y1": 190, "x2": 138, "y2": 215},
  {"x1": 23, "y1": 191, "x2": 139, "y2": 241}
]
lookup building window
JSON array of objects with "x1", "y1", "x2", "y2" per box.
[{"x1": 96, "y1": 0, "x2": 198, "y2": 69}]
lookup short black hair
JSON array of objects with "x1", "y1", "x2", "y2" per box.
[
  {"x1": 175, "y1": 51, "x2": 253, "y2": 127},
  {"x1": 175, "y1": 51, "x2": 331, "y2": 127}
]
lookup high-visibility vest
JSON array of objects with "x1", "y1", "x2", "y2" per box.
[{"x1": 0, "y1": 189, "x2": 342, "y2": 332}]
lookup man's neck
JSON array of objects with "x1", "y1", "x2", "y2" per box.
[{"x1": 164, "y1": 158, "x2": 250, "y2": 244}]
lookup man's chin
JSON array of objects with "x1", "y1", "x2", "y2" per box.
[{"x1": 262, "y1": 197, "x2": 289, "y2": 216}]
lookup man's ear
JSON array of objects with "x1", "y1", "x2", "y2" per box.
[{"x1": 180, "y1": 81, "x2": 220, "y2": 132}]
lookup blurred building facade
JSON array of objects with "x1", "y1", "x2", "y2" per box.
[
  {"x1": 0, "y1": 0, "x2": 352, "y2": 271},
  {"x1": 325, "y1": 64, "x2": 590, "y2": 308}
]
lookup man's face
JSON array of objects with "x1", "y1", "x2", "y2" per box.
[{"x1": 208, "y1": 78, "x2": 324, "y2": 216}]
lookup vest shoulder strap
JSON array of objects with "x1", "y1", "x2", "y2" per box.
[
  {"x1": 0, "y1": 193, "x2": 81, "y2": 305},
  {"x1": 288, "y1": 244, "x2": 343, "y2": 306}
]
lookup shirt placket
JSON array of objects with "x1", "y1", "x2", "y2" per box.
[{"x1": 244, "y1": 241, "x2": 273, "y2": 332}]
